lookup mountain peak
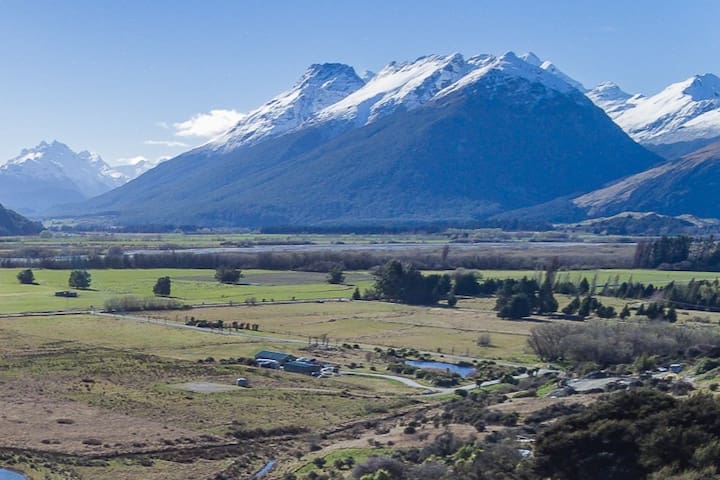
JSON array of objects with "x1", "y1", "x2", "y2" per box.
[
  {"x1": 596, "y1": 72, "x2": 720, "y2": 152},
  {"x1": 210, "y1": 61, "x2": 365, "y2": 151},
  {"x1": 0, "y1": 141, "x2": 130, "y2": 214},
  {"x1": 681, "y1": 73, "x2": 720, "y2": 101},
  {"x1": 299, "y1": 63, "x2": 361, "y2": 86},
  {"x1": 520, "y1": 52, "x2": 542, "y2": 66}
]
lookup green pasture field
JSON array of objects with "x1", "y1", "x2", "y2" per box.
[
  {"x1": 437, "y1": 268, "x2": 720, "y2": 284},
  {"x1": 0, "y1": 268, "x2": 374, "y2": 313}
]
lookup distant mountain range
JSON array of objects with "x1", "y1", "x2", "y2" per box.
[
  {"x1": 0, "y1": 141, "x2": 157, "y2": 215},
  {"x1": 20, "y1": 51, "x2": 720, "y2": 229},
  {"x1": 588, "y1": 74, "x2": 720, "y2": 159},
  {"x1": 62, "y1": 52, "x2": 660, "y2": 227}
]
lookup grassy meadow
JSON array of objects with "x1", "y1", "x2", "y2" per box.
[{"x1": 0, "y1": 268, "x2": 374, "y2": 313}]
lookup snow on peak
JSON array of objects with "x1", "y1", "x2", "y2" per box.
[
  {"x1": 211, "y1": 62, "x2": 365, "y2": 151},
  {"x1": 311, "y1": 53, "x2": 473, "y2": 127},
  {"x1": 600, "y1": 73, "x2": 720, "y2": 145},
  {"x1": 437, "y1": 51, "x2": 582, "y2": 100},
  {"x1": 207, "y1": 51, "x2": 588, "y2": 152},
  {"x1": 538, "y1": 60, "x2": 585, "y2": 92},
  {"x1": 1, "y1": 141, "x2": 126, "y2": 196},
  {"x1": 359, "y1": 69, "x2": 376, "y2": 82},
  {"x1": 587, "y1": 81, "x2": 638, "y2": 115},
  {"x1": 680, "y1": 73, "x2": 720, "y2": 101},
  {"x1": 520, "y1": 52, "x2": 542, "y2": 67}
]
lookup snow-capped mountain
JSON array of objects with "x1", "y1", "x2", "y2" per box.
[
  {"x1": 310, "y1": 53, "x2": 474, "y2": 127},
  {"x1": 209, "y1": 51, "x2": 586, "y2": 154},
  {"x1": 111, "y1": 157, "x2": 164, "y2": 180},
  {"x1": 70, "y1": 51, "x2": 659, "y2": 227},
  {"x1": 210, "y1": 63, "x2": 365, "y2": 152},
  {"x1": 0, "y1": 141, "x2": 127, "y2": 214},
  {"x1": 519, "y1": 52, "x2": 586, "y2": 91},
  {"x1": 588, "y1": 74, "x2": 720, "y2": 158}
]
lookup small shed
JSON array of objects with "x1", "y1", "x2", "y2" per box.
[
  {"x1": 254, "y1": 350, "x2": 296, "y2": 365},
  {"x1": 284, "y1": 360, "x2": 322, "y2": 375}
]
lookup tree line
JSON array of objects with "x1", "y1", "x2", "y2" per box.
[
  {"x1": 0, "y1": 245, "x2": 633, "y2": 271},
  {"x1": 634, "y1": 235, "x2": 720, "y2": 270}
]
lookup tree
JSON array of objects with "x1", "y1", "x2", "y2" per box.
[
  {"x1": 352, "y1": 287, "x2": 361, "y2": 300},
  {"x1": 153, "y1": 276, "x2": 171, "y2": 296},
  {"x1": 16, "y1": 269, "x2": 35, "y2": 285},
  {"x1": 373, "y1": 260, "x2": 451, "y2": 305},
  {"x1": 537, "y1": 271, "x2": 558, "y2": 314},
  {"x1": 562, "y1": 296, "x2": 581, "y2": 315},
  {"x1": 665, "y1": 305, "x2": 677, "y2": 323},
  {"x1": 578, "y1": 277, "x2": 590, "y2": 295},
  {"x1": 68, "y1": 270, "x2": 91, "y2": 289},
  {"x1": 498, "y1": 293, "x2": 531, "y2": 319},
  {"x1": 326, "y1": 265, "x2": 345, "y2": 284},
  {"x1": 215, "y1": 266, "x2": 242, "y2": 284},
  {"x1": 452, "y1": 270, "x2": 481, "y2": 296}
]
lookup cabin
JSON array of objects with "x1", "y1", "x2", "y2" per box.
[
  {"x1": 254, "y1": 350, "x2": 296, "y2": 366},
  {"x1": 283, "y1": 360, "x2": 322, "y2": 376}
]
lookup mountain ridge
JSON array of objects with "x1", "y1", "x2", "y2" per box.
[{"x1": 66, "y1": 51, "x2": 661, "y2": 227}]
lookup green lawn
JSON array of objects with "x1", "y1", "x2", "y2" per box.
[{"x1": 0, "y1": 268, "x2": 374, "y2": 313}]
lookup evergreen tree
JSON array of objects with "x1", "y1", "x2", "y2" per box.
[
  {"x1": 498, "y1": 293, "x2": 531, "y2": 319},
  {"x1": 562, "y1": 296, "x2": 581, "y2": 315},
  {"x1": 578, "y1": 277, "x2": 590, "y2": 295},
  {"x1": 16, "y1": 269, "x2": 35, "y2": 285},
  {"x1": 538, "y1": 271, "x2": 558, "y2": 314},
  {"x1": 326, "y1": 264, "x2": 345, "y2": 284},
  {"x1": 153, "y1": 276, "x2": 171, "y2": 296}
]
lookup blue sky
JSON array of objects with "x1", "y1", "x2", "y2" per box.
[{"x1": 0, "y1": 0, "x2": 717, "y2": 165}]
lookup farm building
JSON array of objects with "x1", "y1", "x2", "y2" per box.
[
  {"x1": 283, "y1": 360, "x2": 322, "y2": 375},
  {"x1": 254, "y1": 350, "x2": 296, "y2": 365}
]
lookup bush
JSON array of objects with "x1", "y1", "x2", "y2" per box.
[
  {"x1": 104, "y1": 295, "x2": 184, "y2": 312},
  {"x1": 326, "y1": 264, "x2": 345, "y2": 284},
  {"x1": 215, "y1": 266, "x2": 242, "y2": 284}
]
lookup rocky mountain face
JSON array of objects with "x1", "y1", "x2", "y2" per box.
[
  {"x1": 573, "y1": 141, "x2": 720, "y2": 219},
  {"x1": 0, "y1": 203, "x2": 43, "y2": 235}
]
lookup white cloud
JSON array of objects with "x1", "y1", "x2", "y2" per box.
[
  {"x1": 173, "y1": 109, "x2": 245, "y2": 139},
  {"x1": 143, "y1": 140, "x2": 188, "y2": 147}
]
